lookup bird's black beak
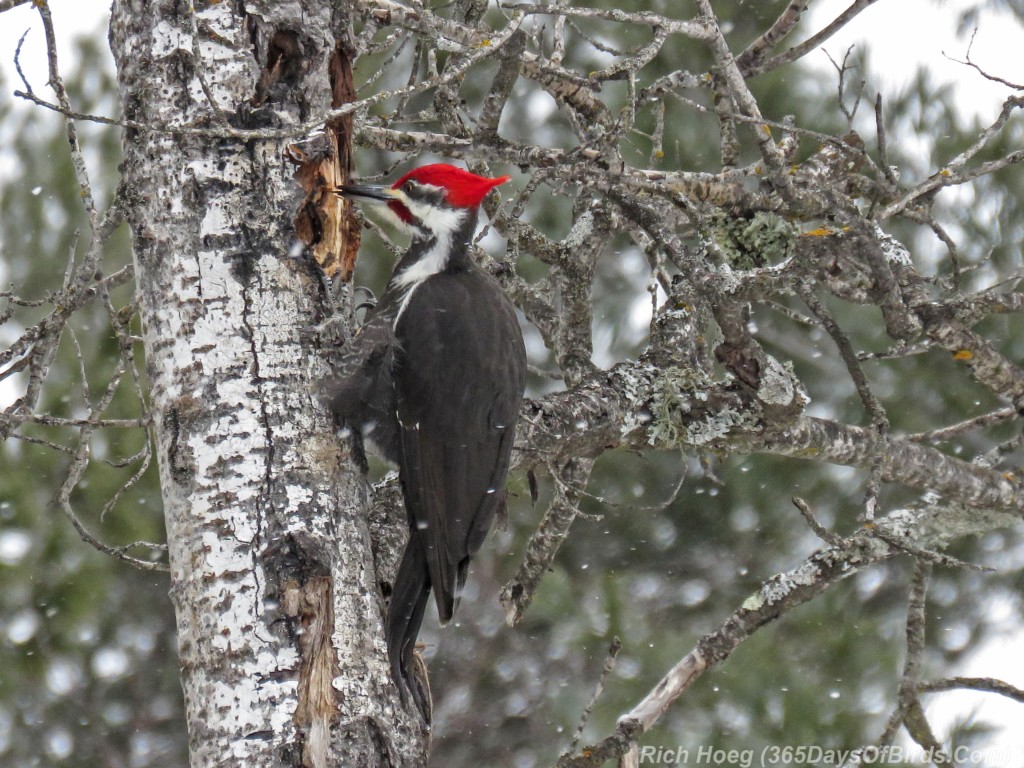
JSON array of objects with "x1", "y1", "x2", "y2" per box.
[{"x1": 335, "y1": 183, "x2": 394, "y2": 203}]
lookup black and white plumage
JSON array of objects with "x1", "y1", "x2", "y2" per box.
[{"x1": 329, "y1": 164, "x2": 526, "y2": 719}]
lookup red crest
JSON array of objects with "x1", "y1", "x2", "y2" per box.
[{"x1": 392, "y1": 164, "x2": 511, "y2": 208}]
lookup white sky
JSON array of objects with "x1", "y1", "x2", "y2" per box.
[
  {"x1": 1, "y1": 0, "x2": 1023, "y2": 760},
  {"x1": 0, "y1": 0, "x2": 109, "y2": 93},
  {"x1": 808, "y1": 0, "x2": 1022, "y2": 114}
]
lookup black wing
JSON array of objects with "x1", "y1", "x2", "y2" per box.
[
  {"x1": 385, "y1": 264, "x2": 524, "y2": 638},
  {"x1": 394, "y1": 267, "x2": 526, "y2": 621},
  {"x1": 384, "y1": 267, "x2": 525, "y2": 716}
]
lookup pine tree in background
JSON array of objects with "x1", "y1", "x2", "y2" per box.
[{"x1": 1, "y1": 1, "x2": 1023, "y2": 765}]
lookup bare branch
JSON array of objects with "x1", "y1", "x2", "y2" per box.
[
  {"x1": 564, "y1": 637, "x2": 622, "y2": 757},
  {"x1": 883, "y1": 563, "x2": 948, "y2": 758},
  {"x1": 694, "y1": 0, "x2": 787, "y2": 179},
  {"x1": 735, "y1": 1, "x2": 810, "y2": 72},
  {"x1": 562, "y1": 500, "x2": 987, "y2": 766},
  {"x1": 500, "y1": 457, "x2": 594, "y2": 626},
  {"x1": 17, "y1": 6, "x2": 529, "y2": 142},
  {"x1": 792, "y1": 496, "x2": 842, "y2": 546},
  {"x1": 501, "y1": 3, "x2": 712, "y2": 40},
  {"x1": 880, "y1": 95, "x2": 1024, "y2": 218},
  {"x1": 919, "y1": 676, "x2": 1024, "y2": 703},
  {"x1": 944, "y1": 27, "x2": 1024, "y2": 91},
  {"x1": 799, "y1": 284, "x2": 889, "y2": 519},
  {"x1": 823, "y1": 45, "x2": 865, "y2": 124},
  {"x1": 0, "y1": 0, "x2": 30, "y2": 15},
  {"x1": 908, "y1": 407, "x2": 1018, "y2": 443},
  {"x1": 745, "y1": 0, "x2": 882, "y2": 77},
  {"x1": 37, "y1": 1, "x2": 97, "y2": 222}
]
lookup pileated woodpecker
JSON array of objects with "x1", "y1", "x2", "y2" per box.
[{"x1": 330, "y1": 164, "x2": 526, "y2": 718}]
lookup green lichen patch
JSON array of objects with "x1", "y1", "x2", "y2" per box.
[{"x1": 709, "y1": 210, "x2": 798, "y2": 270}]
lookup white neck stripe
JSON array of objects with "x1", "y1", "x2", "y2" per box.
[{"x1": 392, "y1": 205, "x2": 467, "y2": 326}]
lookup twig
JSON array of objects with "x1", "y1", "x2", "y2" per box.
[
  {"x1": 943, "y1": 28, "x2": 1024, "y2": 91},
  {"x1": 889, "y1": 563, "x2": 948, "y2": 758},
  {"x1": 873, "y1": 93, "x2": 900, "y2": 188},
  {"x1": 918, "y1": 676, "x2": 1024, "y2": 703},
  {"x1": 500, "y1": 4, "x2": 712, "y2": 39},
  {"x1": 15, "y1": 9, "x2": 530, "y2": 142},
  {"x1": 499, "y1": 457, "x2": 594, "y2": 626},
  {"x1": 712, "y1": 73, "x2": 740, "y2": 169},
  {"x1": 477, "y1": 29, "x2": 525, "y2": 139},
  {"x1": 976, "y1": 428, "x2": 1024, "y2": 470},
  {"x1": 792, "y1": 497, "x2": 842, "y2": 546},
  {"x1": 37, "y1": 1, "x2": 97, "y2": 221},
  {"x1": 735, "y1": 0, "x2": 810, "y2": 72},
  {"x1": 823, "y1": 45, "x2": 864, "y2": 124},
  {"x1": 858, "y1": 341, "x2": 932, "y2": 362},
  {"x1": 625, "y1": 458, "x2": 687, "y2": 514},
  {"x1": 799, "y1": 284, "x2": 889, "y2": 521},
  {"x1": 0, "y1": 0, "x2": 31, "y2": 13},
  {"x1": 565, "y1": 637, "x2": 622, "y2": 756},
  {"x1": 5, "y1": 431, "x2": 77, "y2": 455},
  {"x1": 871, "y1": 528, "x2": 990, "y2": 572},
  {"x1": 52, "y1": 355, "x2": 167, "y2": 571},
  {"x1": 100, "y1": 441, "x2": 153, "y2": 522},
  {"x1": 694, "y1": 0, "x2": 787, "y2": 180},
  {"x1": 14, "y1": 28, "x2": 32, "y2": 92},
  {"x1": 880, "y1": 95, "x2": 1024, "y2": 218},
  {"x1": 765, "y1": 300, "x2": 816, "y2": 326},
  {"x1": 907, "y1": 407, "x2": 1017, "y2": 443},
  {"x1": 359, "y1": 32, "x2": 412, "y2": 96},
  {"x1": 0, "y1": 264, "x2": 134, "y2": 376},
  {"x1": 919, "y1": 211, "x2": 963, "y2": 288},
  {"x1": 745, "y1": 0, "x2": 881, "y2": 77}
]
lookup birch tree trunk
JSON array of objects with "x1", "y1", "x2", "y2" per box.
[{"x1": 110, "y1": 1, "x2": 426, "y2": 764}]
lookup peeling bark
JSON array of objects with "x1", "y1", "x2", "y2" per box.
[
  {"x1": 283, "y1": 574, "x2": 340, "y2": 767},
  {"x1": 287, "y1": 41, "x2": 360, "y2": 282}
]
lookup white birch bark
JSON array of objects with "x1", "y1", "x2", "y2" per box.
[{"x1": 109, "y1": 1, "x2": 427, "y2": 764}]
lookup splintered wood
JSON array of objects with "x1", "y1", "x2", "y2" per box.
[{"x1": 287, "y1": 42, "x2": 361, "y2": 282}]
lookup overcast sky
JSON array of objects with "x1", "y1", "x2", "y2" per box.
[
  {"x1": 2, "y1": 0, "x2": 1022, "y2": 115},
  {"x1": 809, "y1": 0, "x2": 1022, "y2": 114}
]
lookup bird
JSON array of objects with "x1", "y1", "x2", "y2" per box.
[{"x1": 329, "y1": 163, "x2": 526, "y2": 719}]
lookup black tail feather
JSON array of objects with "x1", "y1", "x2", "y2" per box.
[{"x1": 386, "y1": 532, "x2": 432, "y2": 720}]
